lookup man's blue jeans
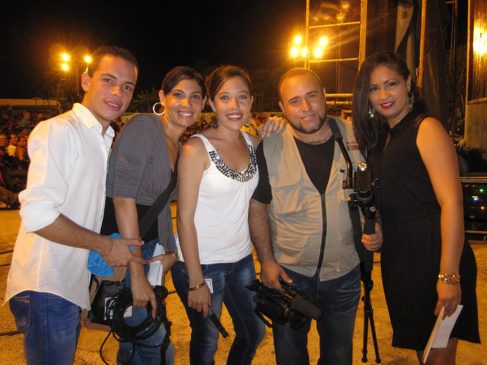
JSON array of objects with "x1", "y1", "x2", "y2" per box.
[
  {"x1": 172, "y1": 254, "x2": 265, "y2": 365},
  {"x1": 9, "y1": 290, "x2": 81, "y2": 365},
  {"x1": 273, "y1": 265, "x2": 361, "y2": 365}
]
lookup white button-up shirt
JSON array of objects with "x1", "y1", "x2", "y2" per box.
[{"x1": 5, "y1": 103, "x2": 114, "y2": 309}]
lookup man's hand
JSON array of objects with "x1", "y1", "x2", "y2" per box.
[
  {"x1": 261, "y1": 259, "x2": 292, "y2": 290},
  {"x1": 361, "y1": 222, "x2": 383, "y2": 252},
  {"x1": 260, "y1": 116, "x2": 286, "y2": 137},
  {"x1": 101, "y1": 237, "x2": 146, "y2": 267}
]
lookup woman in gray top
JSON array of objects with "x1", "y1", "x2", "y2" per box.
[{"x1": 103, "y1": 66, "x2": 206, "y2": 364}]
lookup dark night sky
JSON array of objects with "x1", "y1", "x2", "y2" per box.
[{"x1": 1, "y1": 0, "x2": 305, "y2": 98}]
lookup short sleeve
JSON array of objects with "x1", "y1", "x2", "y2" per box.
[{"x1": 108, "y1": 115, "x2": 151, "y2": 198}]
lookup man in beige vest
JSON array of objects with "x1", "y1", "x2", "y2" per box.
[{"x1": 249, "y1": 68, "x2": 382, "y2": 365}]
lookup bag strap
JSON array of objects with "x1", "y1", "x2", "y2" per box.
[
  {"x1": 328, "y1": 118, "x2": 353, "y2": 189},
  {"x1": 138, "y1": 165, "x2": 177, "y2": 239},
  {"x1": 328, "y1": 118, "x2": 373, "y2": 276}
]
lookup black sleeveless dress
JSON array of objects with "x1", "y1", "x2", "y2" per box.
[{"x1": 368, "y1": 107, "x2": 480, "y2": 350}]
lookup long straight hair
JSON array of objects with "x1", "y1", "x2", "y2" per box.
[{"x1": 351, "y1": 51, "x2": 424, "y2": 155}]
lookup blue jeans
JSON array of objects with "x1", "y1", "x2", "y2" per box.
[
  {"x1": 172, "y1": 254, "x2": 265, "y2": 365},
  {"x1": 117, "y1": 306, "x2": 174, "y2": 365},
  {"x1": 9, "y1": 291, "x2": 81, "y2": 365},
  {"x1": 273, "y1": 265, "x2": 361, "y2": 365},
  {"x1": 118, "y1": 238, "x2": 174, "y2": 365}
]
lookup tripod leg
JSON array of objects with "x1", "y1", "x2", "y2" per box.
[
  {"x1": 364, "y1": 291, "x2": 381, "y2": 364},
  {"x1": 367, "y1": 305, "x2": 381, "y2": 363},
  {"x1": 362, "y1": 295, "x2": 369, "y2": 363}
]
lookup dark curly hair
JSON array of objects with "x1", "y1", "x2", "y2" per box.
[{"x1": 161, "y1": 66, "x2": 205, "y2": 95}]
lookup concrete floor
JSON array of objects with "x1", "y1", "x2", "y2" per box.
[{"x1": 0, "y1": 208, "x2": 485, "y2": 364}]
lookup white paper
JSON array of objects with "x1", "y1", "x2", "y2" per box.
[
  {"x1": 123, "y1": 306, "x2": 133, "y2": 318},
  {"x1": 423, "y1": 305, "x2": 463, "y2": 363},
  {"x1": 147, "y1": 243, "x2": 164, "y2": 286},
  {"x1": 205, "y1": 278, "x2": 214, "y2": 293}
]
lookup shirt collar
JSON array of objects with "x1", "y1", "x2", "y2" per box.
[
  {"x1": 72, "y1": 103, "x2": 115, "y2": 138},
  {"x1": 389, "y1": 106, "x2": 423, "y2": 137}
]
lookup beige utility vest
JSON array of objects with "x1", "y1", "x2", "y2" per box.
[{"x1": 263, "y1": 119, "x2": 363, "y2": 281}]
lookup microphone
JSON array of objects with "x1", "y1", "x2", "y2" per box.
[
  {"x1": 290, "y1": 295, "x2": 322, "y2": 320},
  {"x1": 208, "y1": 306, "x2": 229, "y2": 338}
]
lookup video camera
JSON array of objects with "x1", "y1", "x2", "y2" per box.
[{"x1": 247, "y1": 279, "x2": 322, "y2": 330}]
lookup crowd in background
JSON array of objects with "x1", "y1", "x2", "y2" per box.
[
  {"x1": 0, "y1": 107, "x2": 274, "y2": 209},
  {"x1": 0, "y1": 108, "x2": 58, "y2": 208}
]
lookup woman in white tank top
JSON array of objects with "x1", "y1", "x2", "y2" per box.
[{"x1": 172, "y1": 65, "x2": 265, "y2": 365}]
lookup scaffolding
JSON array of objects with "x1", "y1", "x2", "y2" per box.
[{"x1": 303, "y1": 0, "x2": 368, "y2": 109}]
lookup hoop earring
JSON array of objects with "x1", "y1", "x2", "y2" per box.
[
  {"x1": 408, "y1": 92, "x2": 415, "y2": 108},
  {"x1": 152, "y1": 102, "x2": 165, "y2": 116},
  {"x1": 368, "y1": 105, "x2": 376, "y2": 119}
]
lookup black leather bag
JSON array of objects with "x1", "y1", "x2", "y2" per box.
[{"x1": 83, "y1": 277, "x2": 125, "y2": 331}]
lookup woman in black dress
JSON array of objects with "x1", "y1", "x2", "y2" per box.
[{"x1": 352, "y1": 51, "x2": 480, "y2": 364}]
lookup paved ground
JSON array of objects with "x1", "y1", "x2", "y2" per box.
[{"x1": 0, "y1": 207, "x2": 485, "y2": 364}]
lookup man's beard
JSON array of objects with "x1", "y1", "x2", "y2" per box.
[{"x1": 288, "y1": 113, "x2": 327, "y2": 135}]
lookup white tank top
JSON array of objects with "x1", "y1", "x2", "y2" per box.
[{"x1": 176, "y1": 132, "x2": 258, "y2": 264}]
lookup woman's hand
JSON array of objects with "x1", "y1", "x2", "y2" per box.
[
  {"x1": 149, "y1": 252, "x2": 178, "y2": 275},
  {"x1": 130, "y1": 273, "x2": 158, "y2": 318},
  {"x1": 188, "y1": 283, "x2": 211, "y2": 318},
  {"x1": 435, "y1": 281, "x2": 461, "y2": 318},
  {"x1": 361, "y1": 222, "x2": 383, "y2": 251},
  {"x1": 259, "y1": 116, "x2": 287, "y2": 137}
]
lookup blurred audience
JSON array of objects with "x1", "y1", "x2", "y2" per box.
[{"x1": 0, "y1": 107, "x2": 58, "y2": 208}]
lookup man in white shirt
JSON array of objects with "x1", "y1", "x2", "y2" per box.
[{"x1": 5, "y1": 46, "x2": 145, "y2": 365}]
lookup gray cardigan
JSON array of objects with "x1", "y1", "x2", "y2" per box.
[{"x1": 106, "y1": 113, "x2": 176, "y2": 250}]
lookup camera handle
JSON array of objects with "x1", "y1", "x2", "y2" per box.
[
  {"x1": 349, "y1": 193, "x2": 377, "y2": 235},
  {"x1": 362, "y1": 204, "x2": 377, "y2": 234},
  {"x1": 363, "y1": 217, "x2": 376, "y2": 234}
]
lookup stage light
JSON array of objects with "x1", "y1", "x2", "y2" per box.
[
  {"x1": 290, "y1": 47, "x2": 300, "y2": 59},
  {"x1": 473, "y1": 27, "x2": 487, "y2": 56},
  {"x1": 318, "y1": 36, "x2": 329, "y2": 47},
  {"x1": 313, "y1": 47, "x2": 324, "y2": 59},
  {"x1": 293, "y1": 34, "x2": 303, "y2": 45},
  {"x1": 60, "y1": 52, "x2": 71, "y2": 62},
  {"x1": 60, "y1": 63, "x2": 70, "y2": 72}
]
